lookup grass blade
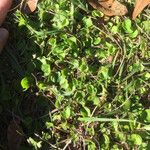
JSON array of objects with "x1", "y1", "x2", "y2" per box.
[{"x1": 78, "y1": 117, "x2": 134, "y2": 123}]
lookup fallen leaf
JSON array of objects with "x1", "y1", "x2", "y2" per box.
[
  {"x1": 107, "y1": 55, "x2": 113, "y2": 63},
  {"x1": 88, "y1": 0, "x2": 128, "y2": 16},
  {"x1": 21, "y1": 0, "x2": 38, "y2": 14},
  {"x1": 7, "y1": 119, "x2": 23, "y2": 150},
  {"x1": 132, "y1": 0, "x2": 150, "y2": 20}
]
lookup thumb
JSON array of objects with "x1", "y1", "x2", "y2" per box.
[
  {"x1": 0, "y1": 0, "x2": 12, "y2": 25},
  {"x1": 0, "y1": 28, "x2": 9, "y2": 53}
]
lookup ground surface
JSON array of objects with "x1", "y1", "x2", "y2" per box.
[{"x1": 0, "y1": 0, "x2": 150, "y2": 149}]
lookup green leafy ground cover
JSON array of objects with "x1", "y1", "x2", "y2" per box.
[{"x1": 0, "y1": 0, "x2": 150, "y2": 149}]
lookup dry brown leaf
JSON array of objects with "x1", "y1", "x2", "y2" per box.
[
  {"x1": 88, "y1": 0, "x2": 128, "y2": 16},
  {"x1": 132, "y1": 0, "x2": 150, "y2": 20},
  {"x1": 7, "y1": 119, "x2": 23, "y2": 150},
  {"x1": 21, "y1": 0, "x2": 38, "y2": 14},
  {"x1": 107, "y1": 55, "x2": 113, "y2": 63}
]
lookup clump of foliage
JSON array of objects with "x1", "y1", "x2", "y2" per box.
[{"x1": 0, "y1": 0, "x2": 150, "y2": 149}]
